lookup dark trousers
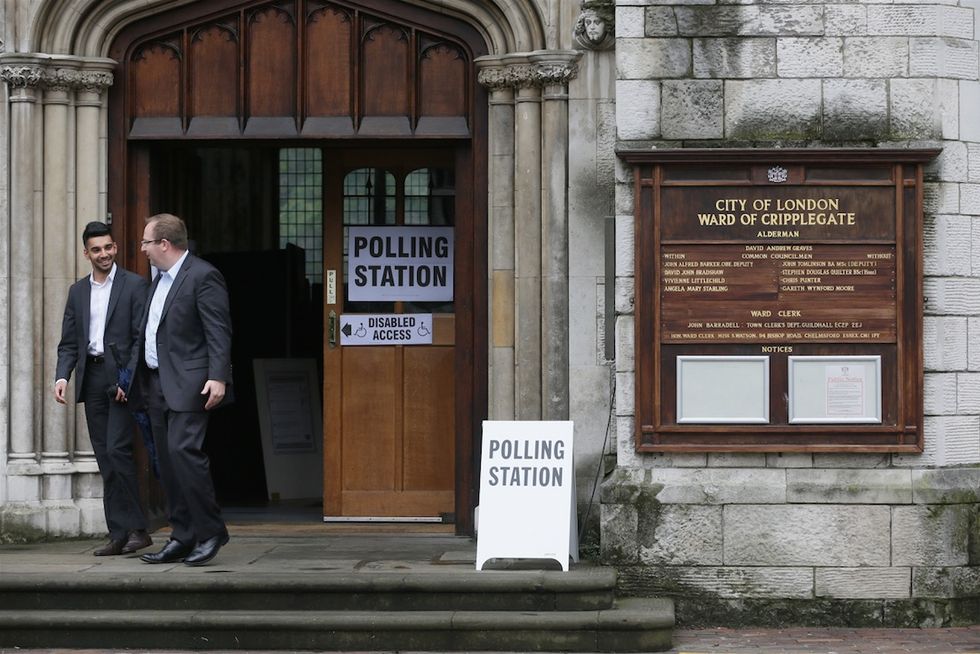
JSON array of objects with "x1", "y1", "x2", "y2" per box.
[
  {"x1": 80, "y1": 360, "x2": 146, "y2": 540},
  {"x1": 143, "y1": 368, "x2": 225, "y2": 545}
]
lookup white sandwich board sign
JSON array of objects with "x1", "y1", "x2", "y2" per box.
[{"x1": 476, "y1": 420, "x2": 579, "y2": 571}]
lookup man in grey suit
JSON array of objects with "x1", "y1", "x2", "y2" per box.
[
  {"x1": 136, "y1": 213, "x2": 233, "y2": 566},
  {"x1": 55, "y1": 221, "x2": 153, "y2": 556}
]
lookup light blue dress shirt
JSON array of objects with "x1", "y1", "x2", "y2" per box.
[{"x1": 144, "y1": 250, "x2": 189, "y2": 369}]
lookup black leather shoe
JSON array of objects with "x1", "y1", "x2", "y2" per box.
[
  {"x1": 183, "y1": 530, "x2": 230, "y2": 566},
  {"x1": 121, "y1": 529, "x2": 153, "y2": 554},
  {"x1": 140, "y1": 539, "x2": 193, "y2": 564},
  {"x1": 93, "y1": 538, "x2": 126, "y2": 556}
]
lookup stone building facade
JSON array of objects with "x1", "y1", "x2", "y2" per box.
[
  {"x1": 0, "y1": 0, "x2": 977, "y2": 627},
  {"x1": 602, "y1": 0, "x2": 980, "y2": 625}
]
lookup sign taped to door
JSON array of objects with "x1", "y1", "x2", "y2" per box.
[
  {"x1": 476, "y1": 421, "x2": 579, "y2": 571},
  {"x1": 348, "y1": 226, "x2": 454, "y2": 302},
  {"x1": 340, "y1": 313, "x2": 433, "y2": 346}
]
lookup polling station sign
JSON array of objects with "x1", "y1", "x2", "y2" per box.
[
  {"x1": 476, "y1": 421, "x2": 578, "y2": 571},
  {"x1": 340, "y1": 314, "x2": 433, "y2": 346},
  {"x1": 348, "y1": 226, "x2": 454, "y2": 302}
]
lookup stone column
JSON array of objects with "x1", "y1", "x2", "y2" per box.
[
  {"x1": 476, "y1": 52, "x2": 580, "y2": 422},
  {"x1": 532, "y1": 51, "x2": 579, "y2": 421},
  {"x1": 72, "y1": 63, "x2": 114, "y2": 462},
  {"x1": 75, "y1": 66, "x2": 114, "y2": 238},
  {"x1": 40, "y1": 62, "x2": 78, "y2": 469},
  {"x1": 477, "y1": 60, "x2": 517, "y2": 421},
  {"x1": 1, "y1": 59, "x2": 43, "y2": 469},
  {"x1": 1, "y1": 56, "x2": 116, "y2": 536},
  {"x1": 511, "y1": 59, "x2": 543, "y2": 420}
]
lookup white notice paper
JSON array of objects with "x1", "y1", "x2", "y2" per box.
[{"x1": 825, "y1": 365, "x2": 866, "y2": 417}]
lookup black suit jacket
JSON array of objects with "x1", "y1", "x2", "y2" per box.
[
  {"x1": 56, "y1": 267, "x2": 149, "y2": 403},
  {"x1": 137, "y1": 253, "x2": 233, "y2": 412}
]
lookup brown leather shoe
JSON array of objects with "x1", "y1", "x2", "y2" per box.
[
  {"x1": 121, "y1": 529, "x2": 153, "y2": 554},
  {"x1": 93, "y1": 538, "x2": 126, "y2": 556}
]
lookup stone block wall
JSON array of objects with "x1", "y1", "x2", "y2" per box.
[
  {"x1": 606, "y1": 0, "x2": 980, "y2": 626},
  {"x1": 601, "y1": 466, "x2": 980, "y2": 625}
]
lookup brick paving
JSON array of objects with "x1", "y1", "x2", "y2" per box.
[{"x1": 670, "y1": 626, "x2": 980, "y2": 653}]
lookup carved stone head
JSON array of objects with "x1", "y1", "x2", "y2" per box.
[{"x1": 573, "y1": 1, "x2": 614, "y2": 51}]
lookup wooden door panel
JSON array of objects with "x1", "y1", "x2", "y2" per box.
[
  {"x1": 247, "y1": 6, "x2": 297, "y2": 117},
  {"x1": 306, "y1": 6, "x2": 352, "y2": 117},
  {"x1": 132, "y1": 43, "x2": 181, "y2": 117},
  {"x1": 419, "y1": 43, "x2": 467, "y2": 117},
  {"x1": 341, "y1": 347, "x2": 398, "y2": 491},
  {"x1": 402, "y1": 346, "x2": 455, "y2": 490},
  {"x1": 361, "y1": 23, "x2": 410, "y2": 116},
  {"x1": 342, "y1": 490, "x2": 454, "y2": 516},
  {"x1": 189, "y1": 25, "x2": 238, "y2": 117}
]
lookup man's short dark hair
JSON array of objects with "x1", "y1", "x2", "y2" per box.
[{"x1": 82, "y1": 221, "x2": 112, "y2": 247}]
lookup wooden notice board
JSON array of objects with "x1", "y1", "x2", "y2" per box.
[{"x1": 618, "y1": 149, "x2": 939, "y2": 453}]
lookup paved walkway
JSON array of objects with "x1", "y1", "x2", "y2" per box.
[
  {"x1": 3, "y1": 630, "x2": 980, "y2": 654},
  {"x1": 1, "y1": 520, "x2": 977, "y2": 654},
  {"x1": 671, "y1": 626, "x2": 980, "y2": 652}
]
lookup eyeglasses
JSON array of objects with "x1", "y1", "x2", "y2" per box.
[{"x1": 140, "y1": 239, "x2": 164, "y2": 246}]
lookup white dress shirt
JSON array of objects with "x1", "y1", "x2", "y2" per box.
[
  {"x1": 145, "y1": 250, "x2": 189, "y2": 370},
  {"x1": 88, "y1": 263, "x2": 116, "y2": 357}
]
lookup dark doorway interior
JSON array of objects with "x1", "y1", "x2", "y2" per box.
[{"x1": 147, "y1": 144, "x2": 324, "y2": 507}]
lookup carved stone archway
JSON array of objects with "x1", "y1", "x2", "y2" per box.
[{"x1": 0, "y1": 0, "x2": 579, "y2": 537}]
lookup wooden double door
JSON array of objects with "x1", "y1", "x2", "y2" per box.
[{"x1": 128, "y1": 144, "x2": 473, "y2": 523}]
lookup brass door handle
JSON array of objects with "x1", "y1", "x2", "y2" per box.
[{"x1": 328, "y1": 310, "x2": 337, "y2": 349}]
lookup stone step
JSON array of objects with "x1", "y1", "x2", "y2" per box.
[
  {"x1": 0, "y1": 598, "x2": 674, "y2": 652},
  {"x1": 0, "y1": 568, "x2": 617, "y2": 612}
]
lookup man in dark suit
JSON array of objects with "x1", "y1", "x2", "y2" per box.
[
  {"x1": 55, "y1": 221, "x2": 153, "y2": 556},
  {"x1": 136, "y1": 213, "x2": 233, "y2": 566}
]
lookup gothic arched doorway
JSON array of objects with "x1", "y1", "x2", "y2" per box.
[{"x1": 107, "y1": 0, "x2": 488, "y2": 534}]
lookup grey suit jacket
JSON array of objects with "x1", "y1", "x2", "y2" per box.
[
  {"x1": 138, "y1": 253, "x2": 233, "y2": 412},
  {"x1": 56, "y1": 267, "x2": 149, "y2": 403}
]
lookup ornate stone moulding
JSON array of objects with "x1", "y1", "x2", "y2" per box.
[
  {"x1": 0, "y1": 65, "x2": 44, "y2": 88},
  {"x1": 476, "y1": 50, "x2": 580, "y2": 90},
  {"x1": 0, "y1": 55, "x2": 114, "y2": 91}
]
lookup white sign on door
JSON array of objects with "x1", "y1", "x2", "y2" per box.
[
  {"x1": 340, "y1": 313, "x2": 433, "y2": 346},
  {"x1": 348, "y1": 226, "x2": 454, "y2": 302},
  {"x1": 476, "y1": 421, "x2": 578, "y2": 571}
]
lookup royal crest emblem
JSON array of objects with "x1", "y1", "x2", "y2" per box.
[{"x1": 767, "y1": 166, "x2": 788, "y2": 183}]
